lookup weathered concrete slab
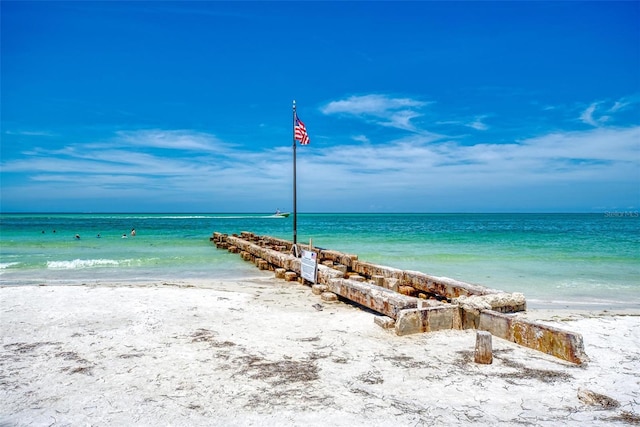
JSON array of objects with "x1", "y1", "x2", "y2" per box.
[
  {"x1": 327, "y1": 278, "x2": 418, "y2": 319},
  {"x1": 403, "y1": 270, "x2": 501, "y2": 299},
  {"x1": 374, "y1": 315, "x2": 396, "y2": 329},
  {"x1": 212, "y1": 230, "x2": 587, "y2": 364},
  {"x1": 227, "y1": 235, "x2": 299, "y2": 271},
  {"x1": 395, "y1": 305, "x2": 462, "y2": 336},
  {"x1": 478, "y1": 310, "x2": 588, "y2": 365},
  {"x1": 319, "y1": 249, "x2": 358, "y2": 269},
  {"x1": 332, "y1": 264, "x2": 348, "y2": 274},
  {"x1": 372, "y1": 275, "x2": 385, "y2": 286},
  {"x1": 455, "y1": 293, "x2": 527, "y2": 329},
  {"x1": 317, "y1": 264, "x2": 345, "y2": 283},
  {"x1": 351, "y1": 260, "x2": 404, "y2": 282}
]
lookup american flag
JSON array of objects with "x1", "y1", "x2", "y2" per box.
[{"x1": 295, "y1": 113, "x2": 310, "y2": 145}]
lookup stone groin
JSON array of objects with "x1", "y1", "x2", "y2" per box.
[{"x1": 210, "y1": 231, "x2": 588, "y2": 365}]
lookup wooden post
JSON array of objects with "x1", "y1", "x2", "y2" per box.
[{"x1": 475, "y1": 331, "x2": 493, "y2": 364}]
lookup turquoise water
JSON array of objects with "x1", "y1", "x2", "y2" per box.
[{"x1": 1, "y1": 213, "x2": 638, "y2": 309}]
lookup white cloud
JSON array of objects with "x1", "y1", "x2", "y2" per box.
[
  {"x1": 610, "y1": 100, "x2": 628, "y2": 113},
  {"x1": 466, "y1": 117, "x2": 489, "y2": 131},
  {"x1": 321, "y1": 94, "x2": 430, "y2": 131},
  {"x1": 115, "y1": 129, "x2": 234, "y2": 152},
  {"x1": 352, "y1": 135, "x2": 370, "y2": 144},
  {"x1": 580, "y1": 103, "x2": 600, "y2": 127},
  {"x1": 609, "y1": 94, "x2": 640, "y2": 113},
  {"x1": 2, "y1": 92, "x2": 639, "y2": 212},
  {"x1": 579, "y1": 96, "x2": 640, "y2": 127},
  {"x1": 3, "y1": 124, "x2": 638, "y2": 212},
  {"x1": 295, "y1": 128, "x2": 634, "y2": 204},
  {"x1": 4, "y1": 130, "x2": 56, "y2": 137},
  {"x1": 321, "y1": 94, "x2": 427, "y2": 115}
]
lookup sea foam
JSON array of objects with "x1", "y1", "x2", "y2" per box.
[
  {"x1": 47, "y1": 259, "x2": 126, "y2": 269},
  {"x1": 0, "y1": 262, "x2": 20, "y2": 269}
]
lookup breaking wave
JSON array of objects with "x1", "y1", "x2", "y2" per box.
[
  {"x1": 46, "y1": 259, "x2": 133, "y2": 269},
  {"x1": 0, "y1": 262, "x2": 20, "y2": 269}
]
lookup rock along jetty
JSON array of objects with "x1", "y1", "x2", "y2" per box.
[{"x1": 211, "y1": 231, "x2": 588, "y2": 365}]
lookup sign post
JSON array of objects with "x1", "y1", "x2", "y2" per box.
[{"x1": 300, "y1": 250, "x2": 318, "y2": 284}]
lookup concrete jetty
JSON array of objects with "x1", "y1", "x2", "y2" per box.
[{"x1": 211, "y1": 231, "x2": 588, "y2": 365}]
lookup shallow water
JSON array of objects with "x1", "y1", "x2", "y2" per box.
[{"x1": 1, "y1": 213, "x2": 638, "y2": 309}]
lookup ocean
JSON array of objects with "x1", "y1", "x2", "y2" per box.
[{"x1": 1, "y1": 213, "x2": 638, "y2": 309}]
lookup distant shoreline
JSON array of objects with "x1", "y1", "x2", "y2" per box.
[{"x1": 2, "y1": 211, "x2": 637, "y2": 215}]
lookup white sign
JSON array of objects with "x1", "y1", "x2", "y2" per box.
[{"x1": 300, "y1": 250, "x2": 318, "y2": 283}]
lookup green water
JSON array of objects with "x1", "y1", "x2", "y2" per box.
[{"x1": 1, "y1": 213, "x2": 638, "y2": 309}]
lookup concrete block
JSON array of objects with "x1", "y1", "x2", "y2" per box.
[
  {"x1": 374, "y1": 315, "x2": 396, "y2": 329},
  {"x1": 372, "y1": 275, "x2": 385, "y2": 287},
  {"x1": 274, "y1": 268, "x2": 286, "y2": 279},
  {"x1": 327, "y1": 278, "x2": 418, "y2": 319},
  {"x1": 333, "y1": 264, "x2": 348, "y2": 274},
  {"x1": 403, "y1": 270, "x2": 500, "y2": 299},
  {"x1": 352, "y1": 260, "x2": 404, "y2": 281},
  {"x1": 311, "y1": 284, "x2": 327, "y2": 295},
  {"x1": 284, "y1": 271, "x2": 298, "y2": 282},
  {"x1": 319, "y1": 250, "x2": 357, "y2": 269},
  {"x1": 478, "y1": 310, "x2": 588, "y2": 365},
  {"x1": 398, "y1": 285, "x2": 417, "y2": 296},
  {"x1": 395, "y1": 305, "x2": 462, "y2": 336},
  {"x1": 321, "y1": 292, "x2": 338, "y2": 302},
  {"x1": 394, "y1": 309, "x2": 422, "y2": 336},
  {"x1": 456, "y1": 293, "x2": 526, "y2": 314},
  {"x1": 386, "y1": 278, "x2": 399, "y2": 292},
  {"x1": 317, "y1": 264, "x2": 344, "y2": 283},
  {"x1": 478, "y1": 309, "x2": 512, "y2": 339}
]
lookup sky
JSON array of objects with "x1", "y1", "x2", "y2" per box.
[{"x1": 1, "y1": 1, "x2": 639, "y2": 213}]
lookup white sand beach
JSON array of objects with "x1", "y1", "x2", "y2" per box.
[{"x1": 1, "y1": 278, "x2": 639, "y2": 426}]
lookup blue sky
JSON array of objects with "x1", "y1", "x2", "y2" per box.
[{"x1": 1, "y1": 1, "x2": 639, "y2": 213}]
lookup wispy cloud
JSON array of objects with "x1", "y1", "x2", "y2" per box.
[
  {"x1": 580, "y1": 102, "x2": 602, "y2": 127},
  {"x1": 115, "y1": 129, "x2": 235, "y2": 152},
  {"x1": 0, "y1": 130, "x2": 288, "y2": 193},
  {"x1": 2, "y1": 92, "x2": 638, "y2": 212},
  {"x1": 579, "y1": 95, "x2": 640, "y2": 127},
  {"x1": 321, "y1": 94, "x2": 430, "y2": 132},
  {"x1": 466, "y1": 116, "x2": 489, "y2": 131},
  {"x1": 2, "y1": 122, "x2": 638, "y2": 212},
  {"x1": 609, "y1": 94, "x2": 640, "y2": 113},
  {"x1": 352, "y1": 135, "x2": 370, "y2": 144},
  {"x1": 4, "y1": 130, "x2": 56, "y2": 137}
]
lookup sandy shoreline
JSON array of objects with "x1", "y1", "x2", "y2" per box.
[{"x1": 1, "y1": 279, "x2": 639, "y2": 426}]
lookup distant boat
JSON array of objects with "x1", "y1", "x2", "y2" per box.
[{"x1": 274, "y1": 210, "x2": 290, "y2": 218}]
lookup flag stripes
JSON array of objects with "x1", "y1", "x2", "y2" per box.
[{"x1": 295, "y1": 113, "x2": 310, "y2": 145}]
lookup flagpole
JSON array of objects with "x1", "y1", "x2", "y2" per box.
[{"x1": 292, "y1": 100, "x2": 298, "y2": 252}]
